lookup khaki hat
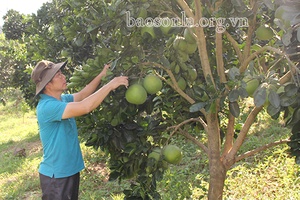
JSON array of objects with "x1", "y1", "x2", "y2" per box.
[{"x1": 31, "y1": 60, "x2": 68, "y2": 95}]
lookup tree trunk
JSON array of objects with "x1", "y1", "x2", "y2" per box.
[
  {"x1": 208, "y1": 155, "x2": 227, "y2": 199},
  {"x1": 206, "y1": 112, "x2": 227, "y2": 199}
]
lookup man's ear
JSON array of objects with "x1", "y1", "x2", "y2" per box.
[{"x1": 44, "y1": 82, "x2": 51, "y2": 91}]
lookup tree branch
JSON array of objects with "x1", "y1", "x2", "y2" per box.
[
  {"x1": 167, "y1": 117, "x2": 208, "y2": 134},
  {"x1": 222, "y1": 113, "x2": 235, "y2": 156},
  {"x1": 240, "y1": 46, "x2": 299, "y2": 74},
  {"x1": 178, "y1": 128, "x2": 209, "y2": 154},
  {"x1": 224, "y1": 31, "x2": 243, "y2": 62},
  {"x1": 222, "y1": 106, "x2": 263, "y2": 169},
  {"x1": 242, "y1": 1, "x2": 258, "y2": 61},
  {"x1": 166, "y1": 118, "x2": 209, "y2": 154},
  {"x1": 216, "y1": 32, "x2": 226, "y2": 83},
  {"x1": 176, "y1": 0, "x2": 194, "y2": 19},
  {"x1": 194, "y1": 0, "x2": 216, "y2": 87},
  {"x1": 232, "y1": 106, "x2": 263, "y2": 153},
  {"x1": 143, "y1": 62, "x2": 195, "y2": 104},
  {"x1": 235, "y1": 139, "x2": 290, "y2": 162}
]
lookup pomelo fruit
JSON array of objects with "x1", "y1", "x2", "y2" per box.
[
  {"x1": 173, "y1": 36, "x2": 188, "y2": 51},
  {"x1": 162, "y1": 144, "x2": 182, "y2": 164},
  {"x1": 177, "y1": 77, "x2": 187, "y2": 90},
  {"x1": 256, "y1": 25, "x2": 274, "y2": 40},
  {"x1": 143, "y1": 74, "x2": 163, "y2": 94},
  {"x1": 125, "y1": 84, "x2": 147, "y2": 105},
  {"x1": 245, "y1": 78, "x2": 259, "y2": 96},
  {"x1": 184, "y1": 28, "x2": 196, "y2": 43}
]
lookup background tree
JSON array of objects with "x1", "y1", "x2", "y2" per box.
[
  {"x1": 2, "y1": 0, "x2": 300, "y2": 199},
  {"x1": 2, "y1": 10, "x2": 27, "y2": 40}
]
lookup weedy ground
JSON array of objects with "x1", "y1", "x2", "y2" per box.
[{"x1": 0, "y1": 99, "x2": 300, "y2": 200}]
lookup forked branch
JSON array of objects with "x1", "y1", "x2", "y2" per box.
[{"x1": 166, "y1": 118, "x2": 209, "y2": 154}]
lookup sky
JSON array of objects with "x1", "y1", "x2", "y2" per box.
[{"x1": 0, "y1": 0, "x2": 50, "y2": 26}]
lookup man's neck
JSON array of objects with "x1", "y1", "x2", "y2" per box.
[{"x1": 43, "y1": 90, "x2": 62, "y2": 100}]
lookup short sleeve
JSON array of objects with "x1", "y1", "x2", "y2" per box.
[
  {"x1": 61, "y1": 94, "x2": 74, "y2": 103},
  {"x1": 37, "y1": 94, "x2": 74, "y2": 122},
  {"x1": 40, "y1": 100, "x2": 67, "y2": 122}
]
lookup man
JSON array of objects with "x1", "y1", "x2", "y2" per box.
[{"x1": 31, "y1": 60, "x2": 128, "y2": 200}]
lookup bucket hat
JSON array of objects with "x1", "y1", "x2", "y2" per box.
[{"x1": 31, "y1": 60, "x2": 68, "y2": 95}]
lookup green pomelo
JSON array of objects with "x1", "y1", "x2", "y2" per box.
[
  {"x1": 187, "y1": 66, "x2": 197, "y2": 82},
  {"x1": 177, "y1": 51, "x2": 189, "y2": 62},
  {"x1": 184, "y1": 28, "x2": 196, "y2": 43},
  {"x1": 186, "y1": 42, "x2": 198, "y2": 54},
  {"x1": 173, "y1": 36, "x2": 188, "y2": 51},
  {"x1": 256, "y1": 25, "x2": 274, "y2": 40},
  {"x1": 177, "y1": 77, "x2": 187, "y2": 90},
  {"x1": 245, "y1": 78, "x2": 259, "y2": 96},
  {"x1": 125, "y1": 84, "x2": 147, "y2": 105},
  {"x1": 162, "y1": 145, "x2": 183, "y2": 164},
  {"x1": 143, "y1": 74, "x2": 163, "y2": 94}
]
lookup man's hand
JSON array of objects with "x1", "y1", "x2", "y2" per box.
[
  {"x1": 99, "y1": 63, "x2": 111, "y2": 78},
  {"x1": 108, "y1": 76, "x2": 129, "y2": 90}
]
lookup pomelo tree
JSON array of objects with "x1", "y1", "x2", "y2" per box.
[
  {"x1": 3, "y1": 0, "x2": 300, "y2": 199},
  {"x1": 63, "y1": 0, "x2": 300, "y2": 199}
]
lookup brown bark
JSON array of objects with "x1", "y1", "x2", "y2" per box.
[
  {"x1": 222, "y1": 113, "x2": 235, "y2": 155},
  {"x1": 216, "y1": 33, "x2": 226, "y2": 83},
  {"x1": 208, "y1": 156, "x2": 227, "y2": 200},
  {"x1": 206, "y1": 112, "x2": 225, "y2": 199}
]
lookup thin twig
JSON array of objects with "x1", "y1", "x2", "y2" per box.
[
  {"x1": 167, "y1": 117, "x2": 208, "y2": 134},
  {"x1": 235, "y1": 139, "x2": 290, "y2": 162}
]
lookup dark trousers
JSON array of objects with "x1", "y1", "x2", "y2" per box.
[{"x1": 39, "y1": 172, "x2": 80, "y2": 200}]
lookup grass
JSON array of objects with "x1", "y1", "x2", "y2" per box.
[{"x1": 1, "y1": 98, "x2": 300, "y2": 199}]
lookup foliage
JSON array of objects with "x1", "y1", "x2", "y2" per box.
[
  {"x1": 0, "y1": 33, "x2": 28, "y2": 104},
  {"x1": 2, "y1": 10, "x2": 27, "y2": 40}
]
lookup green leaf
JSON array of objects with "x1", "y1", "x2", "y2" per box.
[
  {"x1": 189, "y1": 102, "x2": 207, "y2": 112},
  {"x1": 253, "y1": 84, "x2": 267, "y2": 107},
  {"x1": 280, "y1": 94, "x2": 297, "y2": 107},
  {"x1": 238, "y1": 87, "x2": 248, "y2": 98},
  {"x1": 285, "y1": 83, "x2": 298, "y2": 97},
  {"x1": 268, "y1": 90, "x2": 280, "y2": 108},
  {"x1": 282, "y1": 30, "x2": 293, "y2": 46},
  {"x1": 87, "y1": 24, "x2": 100, "y2": 33},
  {"x1": 286, "y1": 107, "x2": 300, "y2": 127},
  {"x1": 160, "y1": 56, "x2": 170, "y2": 68},
  {"x1": 110, "y1": 57, "x2": 120, "y2": 71},
  {"x1": 227, "y1": 67, "x2": 240, "y2": 80},
  {"x1": 228, "y1": 89, "x2": 240, "y2": 102},
  {"x1": 267, "y1": 104, "x2": 281, "y2": 116},
  {"x1": 74, "y1": 36, "x2": 85, "y2": 46},
  {"x1": 291, "y1": 121, "x2": 300, "y2": 135},
  {"x1": 229, "y1": 101, "x2": 240, "y2": 117}
]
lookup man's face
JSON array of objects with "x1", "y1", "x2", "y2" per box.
[{"x1": 48, "y1": 70, "x2": 67, "y2": 92}]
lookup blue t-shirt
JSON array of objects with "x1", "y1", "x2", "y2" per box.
[{"x1": 37, "y1": 94, "x2": 84, "y2": 178}]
